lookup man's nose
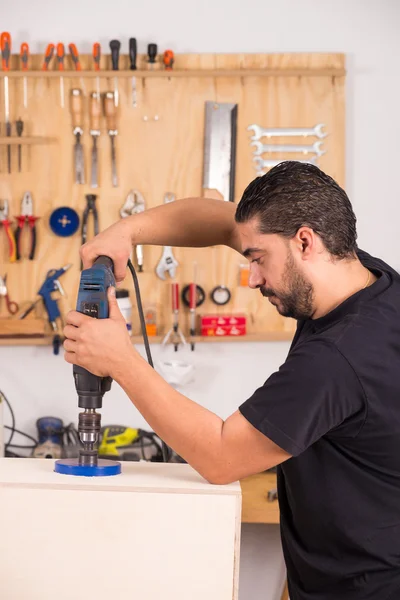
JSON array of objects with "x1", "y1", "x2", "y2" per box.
[{"x1": 248, "y1": 264, "x2": 265, "y2": 289}]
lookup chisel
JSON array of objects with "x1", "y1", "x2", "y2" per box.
[
  {"x1": 1, "y1": 32, "x2": 12, "y2": 173},
  {"x1": 147, "y1": 43, "x2": 157, "y2": 70},
  {"x1": 89, "y1": 91, "x2": 101, "y2": 188},
  {"x1": 70, "y1": 89, "x2": 85, "y2": 184},
  {"x1": 104, "y1": 91, "x2": 118, "y2": 187},
  {"x1": 16, "y1": 118, "x2": 23, "y2": 172},
  {"x1": 109, "y1": 39, "x2": 120, "y2": 107},
  {"x1": 20, "y1": 42, "x2": 29, "y2": 109},
  {"x1": 56, "y1": 43, "x2": 65, "y2": 108},
  {"x1": 129, "y1": 37, "x2": 137, "y2": 107}
]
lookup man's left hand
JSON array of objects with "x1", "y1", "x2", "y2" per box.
[{"x1": 63, "y1": 286, "x2": 134, "y2": 378}]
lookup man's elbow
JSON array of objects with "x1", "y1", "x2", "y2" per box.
[{"x1": 200, "y1": 463, "x2": 239, "y2": 486}]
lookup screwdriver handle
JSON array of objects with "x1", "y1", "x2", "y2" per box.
[
  {"x1": 104, "y1": 92, "x2": 117, "y2": 131},
  {"x1": 68, "y1": 43, "x2": 82, "y2": 71},
  {"x1": 56, "y1": 43, "x2": 65, "y2": 71},
  {"x1": 163, "y1": 50, "x2": 174, "y2": 71},
  {"x1": 147, "y1": 43, "x2": 157, "y2": 65},
  {"x1": 1, "y1": 32, "x2": 12, "y2": 71},
  {"x1": 70, "y1": 89, "x2": 84, "y2": 129},
  {"x1": 110, "y1": 40, "x2": 121, "y2": 71},
  {"x1": 89, "y1": 92, "x2": 101, "y2": 132},
  {"x1": 129, "y1": 38, "x2": 137, "y2": 70},
  {"x1": 20, "y1": 43, "x2": 29, "y2": 71},
  {"x1": 92, "y1": 42, "x2": 101, "y2": 70},
  {"x1": 42, "y1": 43, "x2": 55, "y2": 71},
  {"x1": 172, "y1": 283, "x2": 179, "y2": 312}
]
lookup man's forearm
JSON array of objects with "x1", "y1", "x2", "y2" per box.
[
  {"x1": 126, "y1": 197, "x2": 240, "y2": 250},
  {"x1": 114, "y1": 354, "x2": 225, "y2": 483}
]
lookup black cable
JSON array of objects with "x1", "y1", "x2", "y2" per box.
[
  {"x1": 127, "y1": 259, "x2": 170, "y2": 463},
  {"x1": 4, "y1": 425, "x2": 38, "y2": 445},
  {"x1": 1, "y1": 389, "x2": 16, "y2": 449}
]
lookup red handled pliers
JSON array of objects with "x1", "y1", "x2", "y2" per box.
[
  {"x1": 15, "y1": 191, "x2": 39, "y2": 260},
  {"x1": 0, "y1": 200, "x2": 16, "y2": 263}
]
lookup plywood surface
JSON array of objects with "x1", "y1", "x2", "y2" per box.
[
  {"x1": 0, "y1": 53, "x2": 345, "y2": 342},
  {"x1": 241, "y1": 471, "x2": 279, "y2": 524}
]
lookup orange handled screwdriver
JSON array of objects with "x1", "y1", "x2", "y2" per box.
[
  {"x1": 93, "y1": 42, "x2": 101, "y2": 95},
  {"x1": 68, "y1": 43, "x2": 82, "y2": 70},
  {"x1": 1, "y1": 32, "x2": 12, "y2": 173},
  {"x1": 57, "y1": 43, "x2": 65, "y2": 107},
  {"x1": 20, "y1": 43, "x2": 29, "y2": 109},
  {"x1": 163, "y1": 50, "x2": 174, "y2": 71},
  {"x1": 42, "y1": 43, "x2": 55, "y2": 70}
]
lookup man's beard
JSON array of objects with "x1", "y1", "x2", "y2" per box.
[{"x1": 260, "y1": 251, "x2": 314, "y2": 320}]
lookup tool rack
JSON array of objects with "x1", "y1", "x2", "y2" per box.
[{"x1": 0, "y1": 52, "x2": 345, "y2": 345}]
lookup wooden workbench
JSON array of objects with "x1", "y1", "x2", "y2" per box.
[{"x1": 240, "y1": 471, "x2": 279, "y2": 524}]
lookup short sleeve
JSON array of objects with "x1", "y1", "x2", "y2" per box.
[{"x1": 239, "y1": 339, "x2": 366, "y2": 457}]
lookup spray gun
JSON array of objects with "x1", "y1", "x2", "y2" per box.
[{"x1": 19, "y1": 264, "x2": 71, "y2": 354}]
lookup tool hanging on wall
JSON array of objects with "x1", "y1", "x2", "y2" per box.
[
  {"x1": 20, "y1": 42, "x2": 29, "y2": 109},
  {"x1": 0, "y1": 200, "x2": 16, "y2": 263},
  {"x1": 247, "y1": 123, "x2": 327, "y2": 140},
  {"x1": 203, "y1": 101, "x2": 238, "y2": 202},
  {"x1": 129, "y1": 38, "x2": 137, "y2": 108},
  {"x1": 41, "y1": 43, "x2": 55, "y2": 71},
  {"x1": 120, "y1": 190, "x2": 146, "y2": 271},
  {"x1": 92, "y1": 42, "x2": 101, "y2": 96},
  {"x1": 210, "y1": 246, "x2": 231, "y2": 306},
  {"x1": 104, "y1": 91, "x2": 118, "y2": 187},
  {"x1": 19, "y1": 264, "x2": 71, "y2": 355},
  {"x1": 251, "y1": 140, "x2": 326, "y2": 157},
  {"x1": 156, "y1": 193, "x2": 179, "y2": 279},
  {"x1": 89, "y1": 92, "x2": 101, "y2": 188},
  {"x1": 109, "y1": 39, "x2": 120, "y2": 107},
  {"x1": 49, "y1": 206, "x2": 80, "y2": 237},
  {"x1": 163, "y1": 283, "x2": 186, "y2": 352},
  {"x1": 69, "y1": 43, "x2": 85, "y2": 93},
  {"x1": 15, "y1": 191, "x2": 39, "y2": 261},
  {"x1": 0, "y1": 274, "x2": 19, "y2": 315},
  {"x1": 81, "y1": 194, "x2": 99, "y2": 246},
  {"x1": 147, "y1": 43, "x2": 157, "y2": 69},
  {"x1": 16, "y1": 118, "x2": 23, "y2": 172},
  {"x1": 163, "y1": 50, "x2": 174, "y2": 71},
  {"x1": 70, "y1": 88, "x2": 85, "y2": 184},
  {"x1": 1, "y1": 32, "x2": 12, "y2": 173},
  {"x1": 56, "y1": 43, "x2": 65, "y2": 108}
]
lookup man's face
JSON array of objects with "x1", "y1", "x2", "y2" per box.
[{"x1": 238, "y1": 218, "x2": 314, "y2": 320}]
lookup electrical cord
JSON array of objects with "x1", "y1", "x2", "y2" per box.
[
  {"x1": 127, "y1": 259, "x2": 170, "y2": 463},
  {"x1": 1, "y1": 389, "x2": 38, "y2": 456},
  {"x1": 1, "y1": 389, "x2": 16, "y2": 449}
]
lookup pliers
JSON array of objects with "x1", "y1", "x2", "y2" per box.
[
  {"x1": 81, "y1": 194, "x2": 99, "y2": 245},
  {"x1": 0, "y1": 274, "x2": 19, "y2": 315},
  {"x1": 0, "y1": 200, "x2": 16, "y2": 263},
  {"x1": 120, "y1": 190, "x2": 145, "y2": 271},
  {"x1": 15, "y1": 191, "x2": 39, "y2": 260}
]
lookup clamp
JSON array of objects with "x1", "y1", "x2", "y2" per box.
[
  {"x1": 120, "y1": 190, "x2": 145, "y2": 271},
  {"x1": 0, "y1": 199, "x2": 16, "y2": 263},
  {"x1": 15, "y1": 191, "x2": 39, "y2": 260}
]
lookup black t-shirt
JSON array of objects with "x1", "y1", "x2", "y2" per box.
[{"x1": 239, "y1": 250, "x2": 400, "y2": 600}]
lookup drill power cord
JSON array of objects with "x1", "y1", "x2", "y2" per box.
[
  {"x1": 127, "y1": 259, "x2": 170, "y2": 463},
  {"x1": 1, "y1": 389, "x2": 38, "y2": 455}
]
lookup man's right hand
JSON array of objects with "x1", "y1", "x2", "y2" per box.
[{"x1": 80, "y1": 218, "x2": 133, "y2": 285}]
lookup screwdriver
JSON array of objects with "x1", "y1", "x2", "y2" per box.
[
  {"x1": 104, "y1": 91, "x2": 118, "y2": 187},
  {"x1": 163, "y1": 50, "x2": 174, "y2": 71},
  {"x1": 69, "y1": 43, "x2": 85, "y2": 93},
  {"x1": 109, "y1": 39, "x2": 121, "y2": 107},
  {"x1": 56, "y1": 43, "x2": 65, "y2": 107},
  {"x1": 147, "y1": 43, "x2": 157, "y2": 70},
  {"x1": 129, "y1": 37, "x2": 137, "y2": 108},
  {"x1": 1, "y1": 32, "x2": 12, "y2": 174},
  {"x1": 20, "y1": 42, "x2": 29, "y2": 109},
  {"x1": 42, "y1": 43, "x2": 55, "y2": 71},
  {"x1": 16, "y1": 118, "x2": 24, "y2": 172},
  {"x1": 92, "y1": 42, "x2": 101, "y2": 96}
]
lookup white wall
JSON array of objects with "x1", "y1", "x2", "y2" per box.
[{"x1": 2, "y1": 1, "x2": 400, "y2": 598}]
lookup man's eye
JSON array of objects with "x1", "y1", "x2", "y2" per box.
[{"x1": 252, "y1": 258, "x2": 262, "y2": 265}]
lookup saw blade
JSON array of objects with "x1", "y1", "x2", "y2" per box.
[{"x1": 203, "y1": 101, "x2": 238, "y2": 202}]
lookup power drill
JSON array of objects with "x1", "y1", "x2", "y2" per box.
[{"x1": 54, "y1": 256, "x2": 121, "y2": 477}]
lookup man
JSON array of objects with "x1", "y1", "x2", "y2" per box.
[{"x1": 64, "y1": 161, "x2": 400, "y2": 600}]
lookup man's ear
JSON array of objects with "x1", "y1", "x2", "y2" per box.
[{"x1": 294, "y1": 227, "x2": 315, "y2": 259}]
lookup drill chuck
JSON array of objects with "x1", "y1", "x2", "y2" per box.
[{"x1": 79, "y1": 409, "x2": 101, "y2": 467}]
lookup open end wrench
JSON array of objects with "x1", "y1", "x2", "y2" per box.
[
  {"x1": 253, "y1": 156, "x2": 317, "y2": 172},
  {"x1": 155, "y1": 193, "x2": 179, "y2": 280},
  {"x1": 247, "y1": 123, "x2": 327, "y2": 141},
  {"x1": 251, "y1": 140, "x2": 326, "y2": 157}
]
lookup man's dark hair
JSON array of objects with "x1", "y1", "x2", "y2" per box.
[{"x1": 235, "y1": 161, "x2": 357, "y2": 259}]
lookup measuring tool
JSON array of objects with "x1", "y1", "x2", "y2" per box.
[
  {"x1": 1, "y1": 32, "x2": 12, "y2": 173},
  {"x1": 20, "y1": 42, "x2": 29, "y2": 109}
]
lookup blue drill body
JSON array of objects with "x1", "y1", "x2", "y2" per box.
[{"x1": 76, "y1": 261, "x2": 115, "y2": 319}]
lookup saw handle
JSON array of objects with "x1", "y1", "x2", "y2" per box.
[
  {"x1": 89, "y1": 92, "x2": 101, "y2": 131},
  {"x1": 104, "y1": 92, "x2": 117, "y2": 131},
  {"x1": 70, "y1": 89, "x2": 84, "y2": 129}
]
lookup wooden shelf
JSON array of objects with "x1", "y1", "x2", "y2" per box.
[
  {"x1": 0, "y1": 68, "x2": 346, "y2": 79},
  {"x1": 0, "y1": 136, "x2": 56, "y2": 145}
]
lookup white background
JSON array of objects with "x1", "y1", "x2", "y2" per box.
[{"x1": 2, "y1": 1, "x2": 400, "y2": 598}]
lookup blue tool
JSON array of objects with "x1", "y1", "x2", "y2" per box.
[
  {"x1": 55, "y1": 256, "x2": 121, "y2": 477},
  {"x1": 49, "y1": 207, "x2": 80, "y2": 237},
  {"x1": 19, "y1": 264, "x2": 71, "y2": 355}
]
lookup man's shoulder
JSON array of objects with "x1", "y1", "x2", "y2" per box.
[{"x1": 357, "y1": 248, "x2": 398, "y2": 278}]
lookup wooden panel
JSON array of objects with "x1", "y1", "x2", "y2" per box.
[
  {"x1": 0, "y1": 53, "x2": 345, "y2": 343},
  {"x1": 240, "y1": 471, "x2": 279, "y2": 524},
  {"x1": 0, "y1": 459, "x2": 241, "y2": 600}
]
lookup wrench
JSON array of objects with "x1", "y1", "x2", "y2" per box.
[
  {"x1": 155, "y1": 193, "x2": 179, "y2": 280},
  {"x1": 251, "y1": 140, "x2": 326, "y2": 157},
  {"x1": 247, "y1": 123, "x2": 327, "y2": 140},
  {"x1": 253, "y1": 157, "x2": 317, "y2": 172},
  {"x1": 120, "y1": 190, "x2": 146, "y2": 271}
]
